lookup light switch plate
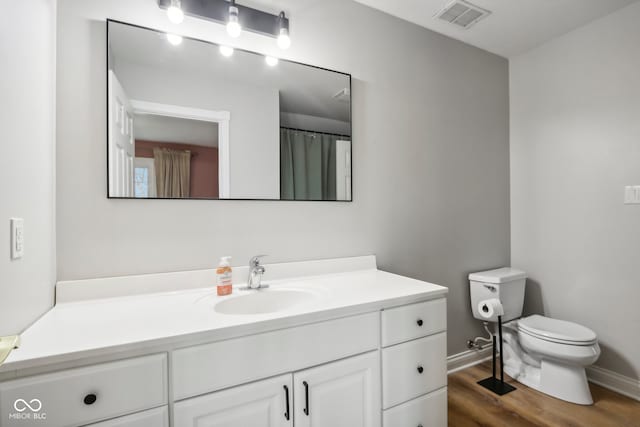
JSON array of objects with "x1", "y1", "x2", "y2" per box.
[
  {"x1": 624, "y1": 186, "x2": 640, "y2": 204},
  {"x1": 10, "y1": 218, "x2": 24, "y2": 260}
]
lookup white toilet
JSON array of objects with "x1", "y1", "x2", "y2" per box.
[{"x1": 469, "y1": 268, "x2": 600, "y2": 405}]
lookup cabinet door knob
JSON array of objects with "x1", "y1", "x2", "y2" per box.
[
  {"x1": 417, "y1": 365, "x2": 424, "y2": 374},
  {"x1": 83, "y1": 393, "x2": 97, "y2": 405},
  {"x1": 416, "y1": 319, "x2": 423, "y2": 327}
]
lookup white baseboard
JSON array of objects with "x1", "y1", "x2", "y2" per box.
[
  {"x1": 447, "y1": 347, "x2": 493, "y2": 374},
  {"x1": 587, "y1": 365, "x2": 640, "y2": 402}
]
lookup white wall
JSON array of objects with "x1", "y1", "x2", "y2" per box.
[
  {"x1": 114, "y1": 60, "x2": 280, "y2": 198},
  {"x1": 511, "y1": 2, "x2": 640, "y2": 379},
  {"x1": 56, "y1": 0, "x2": 509, "y2": 357},
  {"x1": 280, "y1": 112, "x2": 351, "y2": 136},
  {"x1": 0, "y1": 1, "x2": 56, "y2": 335}
]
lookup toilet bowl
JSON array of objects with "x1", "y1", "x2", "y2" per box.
[{"x1": 502, "y1": 315, "x2": 600, "y2": 405}]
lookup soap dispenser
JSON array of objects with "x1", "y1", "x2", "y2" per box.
[{"x1": 216, "y1": 256, "x2": 233, "y2": 296}]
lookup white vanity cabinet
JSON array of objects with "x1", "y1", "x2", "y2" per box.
[
  {"x1": 170, "y1": 298, "x2": 446, "y2": 427},
  {"x1": 174, "y1": 351, "x2": 380, "y2": 427},
  {"x1": 0, "y1": 297, "x2": 447, "y2": 427},
  {"x1": 0, "y1": 260, "x2": 448, "y2": 427},
  {"x1": 171, "y1": 313, "x2": 381, "y2": 427}
]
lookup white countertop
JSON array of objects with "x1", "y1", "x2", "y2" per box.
[{"x1": 2, "y1": 261, "x2": 447, "y2": 374}]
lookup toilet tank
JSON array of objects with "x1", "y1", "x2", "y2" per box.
[{"x1": 469, "y1": 268, "x2": 527, "y2": 322}]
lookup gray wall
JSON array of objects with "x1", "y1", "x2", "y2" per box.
[
  {"x1": 510, "y1": 2, "x2": 640, "y2": 379},
  {"x1": 57, "y1": 0, "x2": 510, "y2": 356},
  {"x1": 0, "y1": 1, "x2": 56, "y2": 336}
]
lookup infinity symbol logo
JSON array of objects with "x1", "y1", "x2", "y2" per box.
[{"x1": 13, "y1": 399, "x2": 42, "y2": 412}]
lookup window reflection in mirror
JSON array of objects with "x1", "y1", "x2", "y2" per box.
[{"x1": 107, "y1": 20, "x2": 351, "y2": 201}]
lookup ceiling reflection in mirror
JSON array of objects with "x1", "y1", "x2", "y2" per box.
[{"x1": 107, "y1": 21, "x2": 352, "y2": 201}]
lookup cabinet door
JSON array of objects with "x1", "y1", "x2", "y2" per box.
[
  {"x1": 173, "y1": 374, "x2": 292, "y2": 427},
  {"x1": 293, "y1": 351, "x2": 381, "y2": 427}
]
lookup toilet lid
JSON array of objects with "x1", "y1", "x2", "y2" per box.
[{"x1": 518, "y1": 315, "x2": 597, "y2": 344}]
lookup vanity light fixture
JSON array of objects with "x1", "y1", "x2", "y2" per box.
[
  {"x1": 167, "y1": 0, "x2": 184, "y2": 24},
  {"x1": 219, "y1": 45, "x2": 234, "y2": 57},
  {"x1": 265, "y1": 56, "x2": 279, "y2": 66},
  {"x1": 226, "y1": 1, "x2": 242, "y2": 38},
  {"x1": 166, "y1": 33, "x2": 183, "y2": 45},
  {"x1": 277, "y1": 12, "x2": 291, "y2": 50},
  {"x1": 158, "y1": 0, "x2": 291, "y2": 49}
]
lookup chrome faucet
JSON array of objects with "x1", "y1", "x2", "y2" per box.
[{"x1": 243, "y1": 255, "x2": 268, "y2": 290}]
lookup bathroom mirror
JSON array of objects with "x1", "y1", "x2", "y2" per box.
[{"x1": 107, "y1": 20, "x2": 352, "y2": 201}]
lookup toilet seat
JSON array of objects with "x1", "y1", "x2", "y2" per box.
[{"x1": 518, "y1": 315, "x2": 597, "y2": 346}]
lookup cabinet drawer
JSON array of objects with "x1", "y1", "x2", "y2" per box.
[
  {"x1": 383, "y1": 387, "x2": 447, "y2": 427},
  {"x1": 381, "y1": 298, "x2": 446, "y2": 347},
  {"x1": 88, "y1": 406, "x2": 168, "y2": 427},
  {"x1": 382, "y1": 333, "x2": 446, "y2": 409},
  {"x1": 0, "y1": 354, "x2": 167, "y2": 427},
  {"x1": 172, "y1": 312, "x2": 378, "y2": 400}
]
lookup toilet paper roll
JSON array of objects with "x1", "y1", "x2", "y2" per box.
[{"x1": 477, "y1": 298, "x2": 504, "y2": 322}]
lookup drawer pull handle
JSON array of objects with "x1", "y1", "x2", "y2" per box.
[
  {"x1": 303, "y1": 381, "x2": 310, "y2": 416},
  {"x1": 83, "y1": 393, "x2": 97, "y2": 405},
  {"x1": 417, "y1": 365, "x2": 424, "y2": 374},
  {"x1": 417, "y1": 424, "x2": 424, "y2": 427},
  {"x1": 283, "y1": 385, "x2": 290, "y2": 420},
  {"x1": 416, "y1": 319, "x2": 423, "y2": 327}
]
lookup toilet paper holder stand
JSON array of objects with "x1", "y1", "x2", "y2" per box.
[{"x1": 477, "y1": 315, "x2": 516, "y2": 396}]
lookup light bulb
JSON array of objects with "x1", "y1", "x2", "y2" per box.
[
  {"x1": 226, "y1": 6, "x2": 242, "y2": 38},
  {"x1": 277, "y1": 12, "x2": 291, "y2": 50},
  {"x1": 227, "y1": 21, "x2": 241, "y2": 38},
  {"x1": 265, "y1": 56, "x2": 279, "y2": 66},
  {"x1": 167, "y1": 0, "x2": 184, "y2": 24},
  {"x1": 277, "y1": 28, "x2": 291, "y2": 50},
  {"x1": 219, "y1": 45, "x2": 234, "y2": 57},
  {"x1": 166, "y1": 33, "x2": 183, "y2": 46}
]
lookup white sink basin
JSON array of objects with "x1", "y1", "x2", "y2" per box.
[{"x1": 214, "y1": 288, "x2": 319, "y2": 315}]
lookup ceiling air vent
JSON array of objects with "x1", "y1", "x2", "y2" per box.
[{"x1": 435, "y1": 0, "x2": 491, "y2": 29}]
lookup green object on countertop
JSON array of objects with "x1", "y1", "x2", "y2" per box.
[{"x1": 0, "y1": 335, "x2": 20, "y2": 366}]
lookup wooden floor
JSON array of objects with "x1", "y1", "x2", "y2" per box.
[{"x1": 448, "y1": 362, "x2": 640, "y2": 427}]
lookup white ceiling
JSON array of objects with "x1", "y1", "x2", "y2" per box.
[{"x1": 353, "y1": 0, "x2": 638, "y2": 57}]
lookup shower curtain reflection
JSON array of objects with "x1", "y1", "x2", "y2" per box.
[{"x1": 280, "y1": 128, "x2": 341, "y2": 201}]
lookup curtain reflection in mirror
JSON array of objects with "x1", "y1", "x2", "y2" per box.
[
  {"x1": 281, "y1": 128, "x2": 350, "y2": 201},
  {"x1": 153, "y1": 147, "x2": 191, "y2": 198}
]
